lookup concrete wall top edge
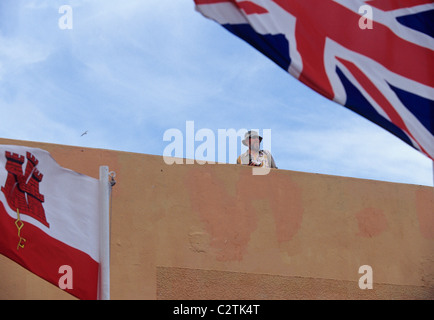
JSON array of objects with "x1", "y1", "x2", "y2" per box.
[{"x1": 0, "y1": 137, "x2": 431, "y2": 189}]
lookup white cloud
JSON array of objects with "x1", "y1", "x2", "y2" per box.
[
  {"x1": 0, "y1": 35, "x2": 52, "y2": 80},
  {"x1": 273, "y1": 119, "x2": 433, "y2": 186}
]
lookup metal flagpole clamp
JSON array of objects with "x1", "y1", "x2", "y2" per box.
[{"x1": 109, "y1": 171, "x2": 116, "y2": 187}]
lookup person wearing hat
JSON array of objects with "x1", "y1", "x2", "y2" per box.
[{"x1": 237, "y1": 130, "x2": 277, "y2": 169}]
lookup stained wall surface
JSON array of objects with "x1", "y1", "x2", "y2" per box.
[{"x1": 0, "y1": 138, "x2": 433, "y2": 300}]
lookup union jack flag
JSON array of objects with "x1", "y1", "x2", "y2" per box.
[{"x1": 194, "y1": 0, "x2": 434, "y2": 160}]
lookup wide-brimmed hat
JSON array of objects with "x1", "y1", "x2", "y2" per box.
[{"x1": 242, "y1": 130, "x2": 263, "y2": 146}]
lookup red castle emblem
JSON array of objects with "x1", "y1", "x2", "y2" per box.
[{"x1": 1, "y1": 151, "x2": 49, "y2": 227}]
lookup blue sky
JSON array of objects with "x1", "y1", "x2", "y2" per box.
[{"x1": 0, "y1": 0, "x2": 432, "y2": 186}]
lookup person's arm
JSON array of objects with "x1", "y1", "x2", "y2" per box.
[
  {"x1": 270, "y1": 155, "x2": 277, "y2": 169},
  {"x1": 262, "y1": 150, "x2": 277, "y2": 169}
]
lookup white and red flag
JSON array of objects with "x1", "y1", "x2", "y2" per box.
[{"x1": 0, "y1": 145, "x2": 101, "y2": 300}]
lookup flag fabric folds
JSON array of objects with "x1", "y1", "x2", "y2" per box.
[
  {"x1": 194, "y1": 0, "x2": 434, "y2": 160},
  {"x1": 0, "y1": 145, "x2": 100, "y2": 300}
]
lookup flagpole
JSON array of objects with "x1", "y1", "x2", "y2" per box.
[{"x1": 99, "y1": 166, "x2": 111, "y2": 300}]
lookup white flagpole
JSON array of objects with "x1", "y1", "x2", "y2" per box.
[{"x1": 99, "y1": 166, "x2": 111, "y2": 300}]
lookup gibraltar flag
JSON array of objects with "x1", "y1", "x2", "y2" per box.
[{"x1": 0, "y1": 145, "x2": 100, "y2": 300}]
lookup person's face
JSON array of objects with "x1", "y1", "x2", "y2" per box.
[{"x1": 248, "y1": 136, "x2": 260, "y2": 151}]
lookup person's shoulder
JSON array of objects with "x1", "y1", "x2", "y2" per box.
[
  {"x1": 237, "y1": 151, "x2": 249, "y2": 164},
  {"x1": 261, "y1": 150, "x2": 272, "y2": 155},
  {"x1": 237, "y1": 152, "x2": 246, "y2": 163},
  {"x1": 240, "y1": 150, "x2": 249, "y2": 158}
]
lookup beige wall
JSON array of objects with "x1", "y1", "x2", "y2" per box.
[{"x1": 0, "y1": 138, "x2": 433, "y2": 300}]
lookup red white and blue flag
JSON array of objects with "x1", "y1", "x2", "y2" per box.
[
  {"x1": 194, "y1": 0, "x2": 434, "y2": 160},
  {"x1": 0, "y1": 145, "x2": 100, "y2": 300}
]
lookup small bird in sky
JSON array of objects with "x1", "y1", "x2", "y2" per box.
[{"x1": 81, "y1": 130, "x2": 88, "y2": 137}]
